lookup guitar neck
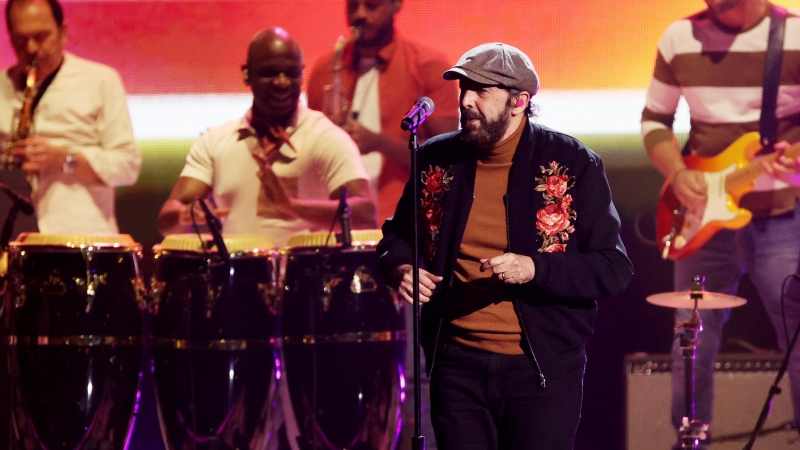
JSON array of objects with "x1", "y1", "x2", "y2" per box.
[{"x1": 725, "y1": 141, "x2": 800, "y2": 192}]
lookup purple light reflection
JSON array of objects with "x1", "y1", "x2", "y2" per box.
[
  {"x1": 122, "y1": 371, "x2": 144, "y2": 450},
  {"x1": 399, "y1": 366, "x2": 406, "y2": 403}
]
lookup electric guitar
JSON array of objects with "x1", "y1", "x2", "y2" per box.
[{"x1": 656, "y1": 131, "x2": 800, "y2": 260}]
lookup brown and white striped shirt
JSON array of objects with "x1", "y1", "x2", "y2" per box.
[{"x1": 641, "y1": 7, "x2": 800, "y2": 216}]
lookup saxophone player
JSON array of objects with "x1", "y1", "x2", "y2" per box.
[
  {"x1": 306, "y1": 0, "x2": 459, "y2": 224},
  {"x1": 306, "y1": 2, "x2": 459, "y2": 449},
  {"x1": 0, "y1": 0, "x2": 141, "y2": 234}
]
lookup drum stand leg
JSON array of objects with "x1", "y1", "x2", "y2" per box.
[{"x1": 678, "y1": 276, "x2": 709, "y2": 450}]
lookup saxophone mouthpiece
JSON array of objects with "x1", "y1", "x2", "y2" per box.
[{"x1": 24, "y1": 57, "x2": 38, "y2": 90}]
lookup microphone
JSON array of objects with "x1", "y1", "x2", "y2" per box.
[
  {"x1": 195, "y1": 197, "x2": 229, "y2": 262},
  {"x1": 0, "y1": 182, "x2": 33, "y2": 216},
  {"x1": 400, "y1": 96, "x2": 434, "y2": 131},
  {"x1": 338, "y1": 185, "x2": 352, "y2": 247}
]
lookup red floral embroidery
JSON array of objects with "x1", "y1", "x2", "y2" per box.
[
  {"x1": 543, "y1": 243, "x2": 567, "y2": 253},
  {"x1": 535, "y1": 161, "x2": 576, "y2": 253},
  {"x1": 420, "y1": 165, "x2": 454, "y2": 260}
]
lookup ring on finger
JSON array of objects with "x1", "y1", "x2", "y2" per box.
[{"x1": 500, "y1": 272, "x2": 505, "y2": 280}]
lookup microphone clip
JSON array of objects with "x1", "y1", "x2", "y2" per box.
[
  {"x1": 195, "y1": 198, "x2": 230, "y2": 263},
  {"x1": 337, "y1": 186, "x2": 352, "y2": 248}
]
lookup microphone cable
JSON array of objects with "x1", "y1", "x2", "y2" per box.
[{"x1": 779, "y1": 273, "x2": 800, "y2": 348}]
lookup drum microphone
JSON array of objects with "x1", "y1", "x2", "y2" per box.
[
  {"x1": 0, "y1": 182, "x2": 34, "y2": 215},
  {"x1": 338, "y1": 185, "x2": 352, "y2": 247},
  {"x1": 195, "y1": 197, "x2": 229, "y2": 262},
  {"x1": 400, "y1": 96, "x2": 434, "y2": 131}
]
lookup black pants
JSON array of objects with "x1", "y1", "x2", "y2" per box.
[{"x1": 429, "y1": 343, "x2": 584, "y2": 450}]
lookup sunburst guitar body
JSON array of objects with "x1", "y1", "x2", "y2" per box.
[{"x1": 656, "y1": 132, "x2": 800, "y2": 260}]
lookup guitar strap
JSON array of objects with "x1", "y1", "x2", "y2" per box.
[{"x1": 758, "y1": 3, "x2": 787, "y2": 154}]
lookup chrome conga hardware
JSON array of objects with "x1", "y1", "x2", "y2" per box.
[
  {"x1": 12, "y1": 282, "x2": 25, "y2": 309},
  {"x1": 83, "y1": 246, "x2": 96, "y2": 313},
  {"x1": 258, "y1": 282, "x2": 278, "y2": 314},
  {"x1": 149, "y1": 277, "x2": 165, "y2": 314},
  {"x1": 321, "y1": 272, "x2": 339, "y2": 312},
  {"x1": 85, "y1": 273, "x2": 107, "y2": 313},
  {"x1": 38, "y1": 271, "x2": 67, "y2": 296},
  {"x1": 131, "y1": 276, "x2": 148, "y2": 311},
  {"x1": 131, "y1": 250, "x2": 149, "y2": 311},
  {"x1": 202, "y1": 258, "x2": 221, "y2": 318},
  {"x1": 11, "y1": 251, "x2": 26, "y2": 309},
  {"x1": 351, "y1": 265, "x2": 378, "y2": 293},
  {"x1": 6, "y1": 232, "x2": 145, "y2": 450}
]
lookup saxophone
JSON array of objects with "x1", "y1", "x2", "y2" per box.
[
  {"x1": 323, "y1": 26, "x2": 360, "y2": 126},
  {"x1": 3, "y1": 58, "x2": 38, "y2": 170}
]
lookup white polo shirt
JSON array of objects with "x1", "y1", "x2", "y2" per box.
[{"x1": 180, "y1": 105, "x2": 368, "y2": 247}]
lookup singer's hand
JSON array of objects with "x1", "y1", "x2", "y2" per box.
[
  {"x1": 480, "y1": 253, "x2": 535, "y2": 284},
  {"x1": 178, "y1": 203, "x2": 229, "y2": 227},
  {"x1": 12, "y1": 136, "x2": 68, "y2": 174},
  {"x1": 391, "y1": 264, "x2": 443, "y2": 305}
]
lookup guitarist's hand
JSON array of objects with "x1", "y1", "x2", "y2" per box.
[
  {"x1": 672, "y1": 168, "x2": 707, "y2": 209},
  {"x1": 762, "y1": 141, "x2": 800, "y2": 186}
]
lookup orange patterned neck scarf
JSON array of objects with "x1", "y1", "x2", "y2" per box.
[{"x1": 260, "y1": 125, "x2": 296, "y2": 159}]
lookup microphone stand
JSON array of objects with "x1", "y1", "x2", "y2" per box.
[
  {"x1": 407, "y1": 125, "x2": 425, "y2": 450},
  {"x1": 743, "y1": 274, "x2": 800, "y2": 450}
]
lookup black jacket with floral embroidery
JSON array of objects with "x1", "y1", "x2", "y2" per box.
[{"x1": 377, "y1": 119, "x2": 634, "y2": 382}]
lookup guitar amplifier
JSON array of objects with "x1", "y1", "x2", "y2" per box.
[{"x1": 625, "y1": 353, "x2": 800, "y2": 450}]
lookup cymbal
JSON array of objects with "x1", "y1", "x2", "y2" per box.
[{"x1": 646, "y1": 291, "x2": 746, "y2": 310}]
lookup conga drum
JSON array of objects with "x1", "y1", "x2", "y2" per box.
[
  {"x1": 5, "y1": 233, "x2": 145, "y2": 449},
  {"x1": 278, "y1": 230, "x2": 405, "y2": 450},
  {"x1": 151, "y1": 234, "x2": 279, "y2": 450}
]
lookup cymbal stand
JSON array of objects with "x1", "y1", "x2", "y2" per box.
[{"x1": 677, "y1": 275, "x2": 709, "y2": 450}]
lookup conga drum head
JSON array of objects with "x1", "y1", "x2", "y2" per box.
[
  {"x1": 13, "y1": 232, "x2": 138, "y2": 246},
  {"x1": 6, "y1": 233, "x2": 144, "y2": 450},
  {"x1": 279, "y1": 230, "x2": 405, "y2": 450},
  {"x1": 155, "y1": 232, "x2": 275, "y2": 254},
  {"x1": 285, "y1": 229, "x2": 383, "y2": 248},
  {"x1": 151, "y1": 233, "x2": 280, "y2": 449}
]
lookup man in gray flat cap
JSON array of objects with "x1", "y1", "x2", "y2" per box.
[{"x1": 377, "y1": 42, "x2": 633, "y2": 449}]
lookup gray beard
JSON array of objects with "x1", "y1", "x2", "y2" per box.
[{"x1": 460, "y1": 106, "x2": 512, "y2": 150}]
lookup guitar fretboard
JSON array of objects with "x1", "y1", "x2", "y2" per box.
[{"x1": 724, "y1": 142, "x2": 800, "y2": 193}]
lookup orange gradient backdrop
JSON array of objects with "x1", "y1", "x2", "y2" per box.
[{"x1": 4, "y1": 0, "x2": 798, "y2": 95}]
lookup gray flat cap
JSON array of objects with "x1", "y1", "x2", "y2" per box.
[{"x1": 443, "y1": 42, "x2": 539, "y2": 95}]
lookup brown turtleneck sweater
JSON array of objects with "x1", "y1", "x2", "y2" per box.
[{"x1": 444, "y1": 118, "x2": 526, "y2": 355}]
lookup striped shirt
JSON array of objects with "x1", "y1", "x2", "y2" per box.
[{"x1": 641, "y1": 7, "x2": 800, "y2": 215}]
